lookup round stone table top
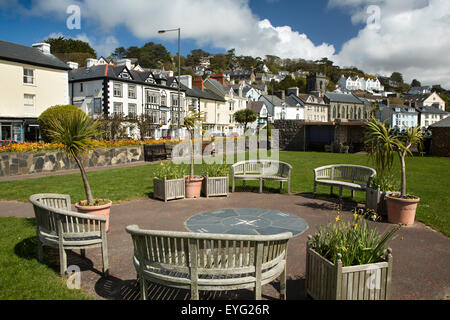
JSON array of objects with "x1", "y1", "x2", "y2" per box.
[{"x1": 185, "y1": 208, "x2": 308, "y2": 237}]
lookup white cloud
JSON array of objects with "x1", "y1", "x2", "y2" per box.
[
  {"x1": 331, "y1": 0, "x2": 450, "y2": 88},
  {"x1": 22, "y1": 0, "x2": 335, "y2": 61},
  {"x1": 4, "y1": 0, "x2": 449, "y2": 88}
]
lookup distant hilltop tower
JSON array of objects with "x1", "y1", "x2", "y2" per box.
[{"x1": 307, "y1": 72, "x2": 328, "y2": 97}]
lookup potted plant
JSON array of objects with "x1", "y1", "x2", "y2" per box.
[
  {"x1": 306, "y1": 206, "x2": 401, "y2": 300},
  {"x1": 183, "y1": 111, "x2": 205, "y2": 198},
  {"x1": 365, "y1": 117, "x2": 423, "y2": 225},
  {"x1": 153, "y1": 162, "x2": 186, "y2": 202},
  {"x1": 48, "y1": 110, "x2": 112, "y2": 231},
  {"x1": 201, "y1": 162, "x2": 230, "y2": 198},
  {"x1": 366, "y1": 172, "x2": 399, "y2": 217}
]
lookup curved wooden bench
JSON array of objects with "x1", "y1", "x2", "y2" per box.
[
  {"x1": 231, "y1": 160, "x2": 292, "y2": 194},
  {"x1": 29, "y1": 194, "x2": 109, "y2": 276},
  {"x1": 126, "y1": 225, "x2": 293, "y2": 300},
  {"x1": 313, "y1": 165, "x2": 376, "y2": 200}
]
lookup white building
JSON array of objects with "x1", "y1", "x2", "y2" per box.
[
  {"x1": 69, "y1": 61, "x2": 186, "y2": 139},
  {"x1": 338, "y1": 75, "x2": 384, "y2": 92},
  {"x1": 0, "y1": 40, "x2": 70, "y2": 142},
  {"x1": 381, "y1": 106, "x2": 418, "y2": 131}
]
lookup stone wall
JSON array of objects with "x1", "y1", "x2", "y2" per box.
[
  {"x1": 273, "y1": 120, "x2": 307, "y2": 151},
  {"x1": 431, "y1": 127, "x2": 450, "y2": 157},
  {"x1": 0, "y1": 145, "x2": 144, "y2": 177}
]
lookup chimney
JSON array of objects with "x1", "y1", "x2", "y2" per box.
[
  {"x1": 287, "y1": 87, "x2": 299, "y2": 97},
  {"x1": 180, "y1": 75, "x2": 192, "y2": 89},
  {"x1": 67, "y1": 61, "x2": 79, "y2": 70},
  {"x1": 86, "y1": 58, "x2": 98, "y2": 68},
  {"x1": 32, "y1": 43, "x2": 51, "y2": 54},
  {"x1": 192, "y1": 77, "x2": 204, "y2": 91},
  {"x1": 210, "y1": 72, "x2": 226, "y2": 85},
  {"x1": 117, "y1": 58, "x2": 132, "y2": 69}
]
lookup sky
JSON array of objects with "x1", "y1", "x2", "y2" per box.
[{"x1": 0, "y1": 0, "x2": 449, "y2": 88}]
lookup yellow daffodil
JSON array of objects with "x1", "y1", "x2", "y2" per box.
[{"x1": 335, "y1": 216, "x2": 340, "y2": 222}]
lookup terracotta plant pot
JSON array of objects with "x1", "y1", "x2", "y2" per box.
[
  {"x1": 75, "y1": 200, "x2": 112, "y2": 231},
  {"x1": 386, "y1": 195, "x2": 420, "y2": 226},
  {"x1": 185, "y1": 176, "x2": 204, "y2": 198}
]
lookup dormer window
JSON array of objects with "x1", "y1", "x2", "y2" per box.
[
  {"x1": 120, "y1": 71, "x2": 130, "y2": 79},
  {"x1": 146, "y1": 77, "x2": 155, "y2": 84}
]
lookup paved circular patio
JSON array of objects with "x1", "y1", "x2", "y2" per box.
[{"x1": 1, "y1": 192, "x2": 449, "y2": 300}]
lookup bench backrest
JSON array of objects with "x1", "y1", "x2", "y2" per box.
[
  {"x1": 29, "y1": 194, "x2": 106, "y2": 236},
  {"x1": 126, "y1": 225, "x2": 291, "y2": 279},
  {"x1": 314, "y1": 165, "x2": 376, "y2": 184},
  {"x1": 232, "y1": 160, "x2": 292, "y2": 177}
]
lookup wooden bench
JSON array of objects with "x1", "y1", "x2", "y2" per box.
[
  {"x1": 29, "y1": 194, "x2": 109, "y2": 276},
  {"x1": 313, "y1": 165, "x2": 376, "y2": 201},
  {"x1": 126, "y1": 225, "x2": 292, "y2": 300},
  {"x1": 144, "y1": 144, "x2": 170, "y2": 162},
  {"x1": 231, "y1": 160, "x2": 292, "y2": 194}
]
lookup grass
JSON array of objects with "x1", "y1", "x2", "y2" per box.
[
  {"x1": 0, "y1": 217, "x2": 92, "y2": 299},
  {"x1": 0, "y1": 151, "x2": 448, "y2": 299},
  {"x1": 0, "y1": 151, "x2": 449, "y2": 235}
]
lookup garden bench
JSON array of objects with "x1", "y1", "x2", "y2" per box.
[
  {"x1": 231, "y1": 160, "x2": 292, "y2": 194},
  {"x1": 144, "y1": 143, "x2": 170, "y2": 162},
  {"x1": 313, "y1": 165, "x2": 376, "y2": 201},
  {"x1": 29, "y1": 193, "x2": 109, "y2": 276},
  {"x1": 126, "y1": 225, "x2": 292, "y2": 300}
]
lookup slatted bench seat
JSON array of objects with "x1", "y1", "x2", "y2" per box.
[
  {"x1": 126, "y1": 225, "x2": 293, "y2": 300},
  {"x1": 29, "y1": 193, "x2": 109, "y2": 276},
  {"x1": 231, "y1": 160, "x2": 292, "y2": 194},
  {"x1": 313, "y1": 165, "x2": 376, "y2": 201},
  {"x1": 144, "y1": 144, "x2": 170, "y2": 162}
]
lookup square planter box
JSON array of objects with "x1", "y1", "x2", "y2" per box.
[
  {"x1": 153, "y1": 178, "x2": 185, "y2": 202},
  {"x1": 306, "y1": 242, "x2": 393, "y2": 300},
  {"x1": 202, "y1": 175, "x2": 229, "y2": 198}
]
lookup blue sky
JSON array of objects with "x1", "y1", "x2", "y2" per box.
[
  {"x1": 0, "y1": 0, "x2": 358, "y2": 57},
  {"x1": 0, "y1": 0, "x2": 449, "y2": 87}
]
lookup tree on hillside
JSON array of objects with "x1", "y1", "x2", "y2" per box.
[
  {"x1": 390, "y1": 72, "x2": 404, "y2": 84},
  {"x1": 44, "y1": 37, "x2": 97, "y2": 67},
  {"x1": 411, "y1": 79, "x2": 421, "y2": 87},
  {"x1": 110, "y1": 42, "x2": 173, "y2": 69},
  {"x1": 185, "y1": 49, "x2": 210, "y2": 67},
  {"x1": 209, "y1": 54, "x2": 228, "y2": 73}
]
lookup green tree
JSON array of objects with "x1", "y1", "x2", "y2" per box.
[
  {"x1": 410, "y1": 79, "x2": 421, "y2": 87},
  {"x1": 390, "y1": 72, "x2": 404, "y2": 84},
  {"x1": 185, "y1": 49, "x2": 210, "y2": 67},
  {"x1": 44, "y1": 37, "x2": 97, "y2": 67},
  {"x1": 233, "y1": 109, "x2": 258, "y2": 132},
  {"x1": 210, "y1": 54, "x2": 228, "y2": 73},
  {"x1": 38, "y1": 105, "x2": 84, "y2": 142}
]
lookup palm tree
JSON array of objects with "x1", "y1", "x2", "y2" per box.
[
  {"x1": 48, "y1": 111, "x2": 100, "y2": 205},
  {"x1": 365, "y1": 117, "x2": 423, "y2": 197},
  {"x1": 183, "y1": 111, "x2": 205, "y2": 179}
]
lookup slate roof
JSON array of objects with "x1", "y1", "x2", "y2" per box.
[
  {"x1": 182, "y1": 85, "x2": 226, "y2": 102},
  {"x1": 248, "y1": 101, "x2": 265, "y2": 113},
  {"x1": 285, "y1": 95, "x2": 302, "y2": 107},
  {"x1": 324, "y1": 92, "x2": 364, "y2": 104},
  {"x1": 0, "y1": 40, "x2": 70, "y2": 70},
  {"x1": 415, "y1": 106, "x2": 449, "y2": 114},
  {"x1": 260, "y1": 94, "x2": 283, "y2": 106},
  {"x1": 205, "y1": 78, "x2": 228, "y2": 96},
  {"x1": 430, "y1": 116, "x2": 450, "y2": 128}
]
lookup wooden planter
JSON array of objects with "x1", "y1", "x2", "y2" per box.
[
  {"x1": 306, "y1": 240, "x2": 393, "y2": 300},
  {"x1": 366, "y1": 187, "x2": 394, "y2": 217},
  {"x1": 202, "y1": 175, "x2": 229, "y2": 198},
  {"x1": 153, "y1": 178, "x2": 185, "y2": 202}
]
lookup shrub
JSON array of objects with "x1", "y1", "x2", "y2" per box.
[
  {"x1": 154, "y1": 162, "x2": 187, "y2": 180},
  {"x1": 38, "y1": 105, "x2": 84, "y2": 142}
]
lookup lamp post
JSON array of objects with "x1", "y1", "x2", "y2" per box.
[{"x1": 158, "y1": 28, "x2": 181, "y2": 139}]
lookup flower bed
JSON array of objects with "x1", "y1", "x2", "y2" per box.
[{"x1": 0, "y1": 139, "x2": 179, "y2": 153}]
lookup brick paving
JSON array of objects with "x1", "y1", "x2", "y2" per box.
[{"x1": 1, "y1": 192, "x2": 449, "y2": 300}]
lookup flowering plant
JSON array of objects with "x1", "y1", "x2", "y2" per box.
[
  {"x1": 153, "y1": 161, "x2": 187, "y2": 180},
  {"x1": 309, "y1": 205, "x2": 400, "y2": 267}
]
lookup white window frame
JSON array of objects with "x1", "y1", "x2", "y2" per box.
[
  {"x1": 128, "y1": 103, "x2": 137, "y2": 116},
  {"x1": 128, "y1": 85, "x2": 136, "y2": 99},
  {"x1": 24, "y1": 94, "x2": 35, "y2": 115},
  {"x1": 113, "y1": 102, "x2": 123, "y2": 115},
  {"x1": 113, "y1": 83, "x2": 123, "y2": 97},
  {"x1": 23, "y1": 68, "x2": 34, "y2": 85}
]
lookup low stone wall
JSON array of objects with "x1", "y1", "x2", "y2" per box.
[
  {"x1": 0, "y1": 145, "x2": 144, "y2": 177},
  {"x1": 273, "y1": 120, "x2": 307, "y2": 151},
  {"x1": 431, "y1": 127, "x2": 450, "y2": 157}
]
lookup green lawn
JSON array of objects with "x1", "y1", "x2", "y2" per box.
[
  {"x1": 0, "y1": 151, "x2": 449, "y2": 236},
  {"x1": 0, "y1": 151, "x2": 448, "y2": 299},
  {"x1": 0, "y1": 217, "x2": 92, "y2": 299}
]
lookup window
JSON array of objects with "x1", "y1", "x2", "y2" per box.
[
  {"x1": 146, "y1": 91, "x2": 160, "y2": 105},
  {"x1": 172, "y1": 95, "x2": 179, "y2": 107},
  {"x1": 128, "y1": 85, "x2": 136, "y2": 99},
  {"x1": 24, "y1": 94, "x2": 35, "y2": 114},
  {"x1": 23, "y1": 68, "x2": 34, "y2": 84},
  {"x1": 333, "y1": 106, "x2": 337, "y2": 119},
  {"x1": 128, "y1": 103, "x2": 137, "y2": 116},
  {"x1": 161, "y1": 92, "x2": 167, "y2": 106},
  {"x1": 113, "y1": 83, "x2": 123, "y2": 97},
  {"x1": 229, "y1": 115, "x2": 233, "y2": 123},
  {"x1": 113, "y1": 102, "x2": 123, "y2": 115},
  {"x1": 94, "y1": 98, "x2": 102, "y2": 114}
]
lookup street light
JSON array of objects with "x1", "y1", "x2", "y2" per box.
[{"x1": 158, "y1": 28, "x2": 181, "y2": 138}]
